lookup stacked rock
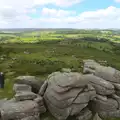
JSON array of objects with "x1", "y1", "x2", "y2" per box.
[
  {"x1": 0, "y1": 60, "x2": 120, "y2": 120},
  {"x1": 0, "y1": 76, "x2": 46, "y2": 120},
  {"x1": 83, "y1": 59, "x2": 120, "y2": 119},
  {"x1": 43, "y1": 60, "x2": 120, "y2": 120}
]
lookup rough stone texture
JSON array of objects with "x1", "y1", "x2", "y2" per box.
[
  {"x1": 15, "y1": 91, "x2": 37, "y2": 101},
  {"x1": 90, "y1": 98, "x2": 118, "y2": 112},
  {"x1": 44, "y1": 72, "x2": 96, "y2": 120},
  {"x1": 76, "y1": 108, "x2": 93, "y2": 120},
  {"x1": 83, "y1": 74, "x2": 115, "y2": 95},
  {"x1": 83, "y1": 60, "x2": 120, "y2": 84},
  {"x1": 13, "y1": 84, "x2": 32, "y2": 93},
  {"x1": 39, "y1": 81, "x2": 48, "y2": 96},
  {"x1": 93, "y1": 113, "x2": 102, "y2": 120},
  {"x1": 0, "y1": 100, "x2": 40, "y2": 120},
  {"x1": 15, "y1": 76, "x2": 44, "y2": 93},
  {"x1": 34, "y1": 95, "x2": 46, "y2": 113},
  {"x1": 21, "y1": 115, "x2": 40, "y2": 120},
  {"x1": 99, "y1": 110, "x2": 120, "y2": 119}
]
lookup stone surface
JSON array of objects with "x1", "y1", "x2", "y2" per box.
[
  {"x1": 39, "y1": 81, "x2": 48, "y2": 96},
  {"x1": 15, "y1": 76, "x2": 44, "y2": 93},
  {"x1": 15, "y1": 91, "x2": 37, "y2": 101},
  {"x1": 13, "y1": 84, "x2": 32, "y2": 93},
  {"x1": 44, "y1": 72, "x2": 96, "y2": 120},
  {"x1": 83, "y1": 74, "x2": 115, "y2": 95},
  {"x1": 76, "y1": 108, "x2": 93, "y2": 120},
  {"x1": 0, "y1": 100, "x2": 40, "y2": 120}
]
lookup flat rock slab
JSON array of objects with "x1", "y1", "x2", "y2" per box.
[
  {"x1": 15, "y1": 91, "x2": 37, "y2": 101},
  {"x1": 13, "y1": 84, "x2": 32, "y2": 93}
]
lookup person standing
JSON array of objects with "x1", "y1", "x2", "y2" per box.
[{"x1": 0, "y1": 72, "x2": 4, "y2": 88}]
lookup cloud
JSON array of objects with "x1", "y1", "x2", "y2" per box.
[
  {"x1": 0, "y1": 4, "x2": 120, "y2": 28},
  {"x1": 41, "y1": 8, "x2": 76, "y2": 17},
  {"x1": 115, "y1": 0, "x2": 120, "y2": 2}
]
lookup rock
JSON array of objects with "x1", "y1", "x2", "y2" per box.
[
  {"x1": 113, "y1": 83, "x2": 120, "y2": 90},
  {"x1": 44, "y1": 72, "x2": 96, "y2": 120},
  {"x1": 34, "y1": 95, "x2": 46, "y2": 113},
  {"x1": 0, "y1": 99, "x2": 8, "y2": 108},
  {"x1": 83, "y1": 59, "x2": 120, "y2": 84},
  {"x1": 93, "y1": 113, "x2": 102, "y2": 120},
  {"x1": 96, "y1": 94, "x2": 107, "y2": 101},
  {"x1": 61, "y1": 68, "x2": 71, "y2": 73},
  {"x1": 83, "y1": 59, "x2": 100, "y2": 69},
  {"x1": 111, "y1": 94, "x2": 120, "y2": 109},
  {"x1": 89, "y1": 98, "x2": 118, "y2": 112},
  {"x1": 13, "y1": 84, "x2": 32, "y2": 93},
  {"x1": 21, "y1": 115, "x2": 40, "y2": 120},
  {"x1": 83, "y1": 74, "x2": 115, "y2": 95},
  {"x1": 15, "y1": 76, "x2": 44, "y2": 93},
  {"x1": 76, "y1": 108, "x2": 93, "y2": 120},
  {"x1": 39, "y1": 81, "x2": 48, "y2": 96},
  {"x1": 99, "y1": 110, "x2": 120, "y2": 119},
  {"x1": 15, "y1": 91, "x2": 37, "y2": 101},
  {"x1": 1, "y1": 100, "x2": 40, "y2": 120}
]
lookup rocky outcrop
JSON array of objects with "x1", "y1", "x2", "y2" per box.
[
  {"x1": 1, "y1": 59, "x2": 120, "y2": 120},
  {"x1": 0, "y1": 80, "x2": 46, "y2": 120}
]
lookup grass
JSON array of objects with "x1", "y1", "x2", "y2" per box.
[
  {"x1": 0, "y1": 29, "x2": 120, "y2": 120},
  {"x1": 0, "y1": 39, "x2": 119, "y2": 99}
]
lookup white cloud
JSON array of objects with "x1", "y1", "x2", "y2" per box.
[
  {"x1": 0, "y1": 4, "x2": 120, "y2": 28},
  {"x1": 115, "y1": 0, "x2": 120, "y2": 2},
  {"x1": 41, "y1": 8, "x2": 76, "y2": 17}
]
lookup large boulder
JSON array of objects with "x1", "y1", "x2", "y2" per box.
[
  {"x1": 15, "y1": 76, "x2": 44, "y2": 93},
  {"x1": 44, "y1": 72, "x2": 96, "y2": 120},
  {"x1": 83, "y1": 60, "x2": 120, "y2": 84},
  {"x1": 82, "y1": 74, "x2": 115, "y2": 95},
  {"x1": 89, "y1": 98, "x2": 118, "y2": 113},
  {"x1": 0, "y1": 100, "x2": 40, "y2": 120}
]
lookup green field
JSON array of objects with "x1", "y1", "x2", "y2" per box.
[
  {"x1": 0, "y1": 29, "x2": 120, "y2": 120},
  {"x1": 0, "y1": 29, "x2": 120, "y2": 43}
]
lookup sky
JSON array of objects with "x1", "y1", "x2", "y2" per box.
[{"x1": 0, "y1": 0, "x2": 120, "y2": 28}]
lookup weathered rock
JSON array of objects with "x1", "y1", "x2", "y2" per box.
[
  {"x1": 61, "y1": 68, "x2": 71, "y2": 73},
  {"x1": 113, "y1": 83, "x2": 120, "y2": 90},
  {"x1": 21, "y1": 115, "x2": 40, "y2": 120},
  {"x1": 96, "y1": 94, "x2": 107, "y2": 101},
  {"x1": 1, "y1": 100, "x2": 40, "y2": 120},
  {"x1": 15, "y1": 91, "x2": 37, "y2": 101},
  {"x1": 76, "y1": 108, "x2": 93, "y2": 120},
  {"x1": 99, "y1": 110, "x2": 120, "y2": 119},
  {"x1": 83, "y1": 59, "x2": 100, "y2": 70},
  {"x1": 83, "y1": 59, "x2": 120, "y2": 84},
  {"x1": 13, "y1": 84, "x2": 32, "y2": 93},
  {"x1": 39, "y1": 81, "x2": 48, "y2": 96},
  {"x1": 44, "y1": 72, "x2": 96, "y2": 120},
  {"x1": 15, "y1": 76, "x2": 44, "y2": 93},
  {"x1": 93, "y1": 113, "x2": 102, "y2": 120},
  {"x1": 89, "y1": 98, "x2": 118, "y2": 112},
  {"x1": 34, "y1": 95, "x2": 46, "y2": 113},
  {"x1": 83, "y1": 74, "x2": 115, "y2": 95}
]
